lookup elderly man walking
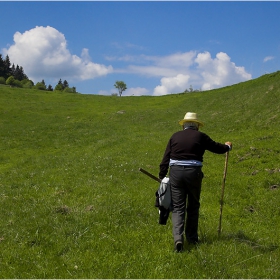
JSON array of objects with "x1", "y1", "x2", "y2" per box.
[{"x1": 159, "y1": 112, "x2": 232, "y2": 252}]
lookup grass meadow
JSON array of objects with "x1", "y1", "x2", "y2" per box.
[{"x1": 0, "y1": 71, "x2": 279, "y2": 278}]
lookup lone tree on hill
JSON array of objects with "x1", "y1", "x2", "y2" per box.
[{"x1": 114, "y1": 80, "x2": 127, "y2": 96}]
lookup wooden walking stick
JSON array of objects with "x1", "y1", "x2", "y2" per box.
[
  {"x1": 218, "y1": 151, "x2": 229, "y2": 237},
  {"x1": 139, "y1": 168, "x2": 161, "y2": 183}
]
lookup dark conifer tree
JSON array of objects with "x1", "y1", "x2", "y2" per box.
[
  {"x1": 13, "y1": 65, "x2": 28, "y2": 81},
  {"x1": 14, "y1": 65, "x2": 20, "y2": 80},
  {"x1": 47, "y1": 84, "x2": 53, "y2": 91},
  {"x1": 10, "y1": 64, "x2": 16, "y2": 77},
  {"x1": 4, "y1": 55, "x2": 12, "y2": 78},
  {"x1": 20, "y1": 66, "x2": 28, "y2": 80},
  {"x1": 0, "y1": 54, "x2": 5, "y2": 77},
  {"x1": 0, "y1": 53, "x2": 28, "y2": 82},
  {"x1": 63, "y1": 80, "x2": 69, "y2": 89},
  {"x1": 54, "y1": 79, "x2": 64, "y2": 91}
]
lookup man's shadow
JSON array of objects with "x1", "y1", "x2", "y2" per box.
[{"x1": 185, "y1": 230, "x2": 278, "y2": 253}]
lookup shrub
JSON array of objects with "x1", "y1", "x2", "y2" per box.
[
  {"x1": 6, "y1": 76, "x2": 15, "y2": 86},
  {"x1": 13, "y1": 79, "x2": 22, "y2": 88},
  {"x1": 0, "y1": 77, "x2": 5, "y2": 84},
  {"x1": 63, "y1": 87, "x2": 77, "y2": 93},
  {"x1": 21, "y1": 79, "x2": 34, "y2": 87},
  {"x1": 54, "y1": 84, "x2": 64, "y2": 91},
  {"x1": 22, "y1": 81, "x2": 34, "y2": 89},
  {"x1": 5, "y1": 76, "x2": 22, "y2": 88},
  {"x1": 34, "y1": 82, "x2": 46, "y2": 90}
]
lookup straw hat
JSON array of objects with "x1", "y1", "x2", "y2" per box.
[{"x1": 179, "y1": 112, "x2": 204, "y2": 127}]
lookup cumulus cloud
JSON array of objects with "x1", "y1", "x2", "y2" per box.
[
  {"x1": 2, "y1": 26, "x2": 113, "y2": 82},
  {"x1": 108, "y1": 51, "x2": 251, "y2": 95},
  {"x1": 195, "y1": 51, "x2": 251, "y2": 91},
  {"x1": 153, "y1": 74, "x2": 190, "y2": 96},
  {"x1": 151, "y1": 51, "x2": 251, "y2": 95},
  {"x1": 2, "y1": 26, "x2": 252, "y2": 95}
]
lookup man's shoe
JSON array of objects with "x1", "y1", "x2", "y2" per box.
[
  {"x1": 189, "y1": 240, "x2": 200, "y2": 246},
  {"x1": 187, "y1": 238, "x2": 200, "y2": 245},
  {"x1": 175, "y1": 241, "x2": 183, "y2": 253}
]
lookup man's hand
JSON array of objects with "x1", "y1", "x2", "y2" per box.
[{"x1": 225, "y1": 141, "x2": 232, "y2": 150}]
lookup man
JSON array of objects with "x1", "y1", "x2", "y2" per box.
[{"x1": 159, "y1": 112, "x2": 232, "y2": 252}]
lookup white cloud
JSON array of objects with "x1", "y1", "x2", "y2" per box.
[
  {"x1": 110, "y1": 51, "x2": 251, "y2": 95},
  {"x1": 2, "y1": 26, "x2": 252, "y2": 95},
  {"x1": 98, "y1": 90, "x2": 112, "y2": 96},
  {"x1": 123, "y1": 87, "x2": 149, "y2": 96},
  {"x1": 2, "y1": 26, "x2": 113, "y2": 82},
  {"x1": 195, "y1": 52, "x2": 251, "y2": 90},
  {"x1": 153, "y1": 74, "x2": 190, "y2": 96},
  {"x1": 263, "y1": 56, "x2": 274, "y2": 62},
  {"x1": 111, "y1": 52, "x2": 196, "y2": 77},
  {"x1": 150, "y1": 52, "x2": 196, "y2": 68},
  {"x1": 128, "y1": 65, "x2": 179, "y2": 77}
]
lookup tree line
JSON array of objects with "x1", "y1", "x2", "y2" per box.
[{"x1": 0, "y1": 53, "x2": 77, "y2": 93}]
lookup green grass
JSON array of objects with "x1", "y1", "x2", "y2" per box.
[{"x1": 0, "y1": 72, "x2": 280, "y2": 278}]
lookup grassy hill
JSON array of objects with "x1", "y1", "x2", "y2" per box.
[{"x1": 0, "y1": 72, "x2": 279, "y2": 278}]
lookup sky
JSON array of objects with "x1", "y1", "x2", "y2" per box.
[{"x1": 1, "y1": 1, "x2": 280, "y2": 96}]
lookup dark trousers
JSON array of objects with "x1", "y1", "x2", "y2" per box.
[{"x1": 169, "y1": 165, "x2": 203, "y2": 244}]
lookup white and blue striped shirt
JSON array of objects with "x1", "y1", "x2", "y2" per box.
[{"x1": 169, "y1": 159, "x2": 203, "y2": 167}]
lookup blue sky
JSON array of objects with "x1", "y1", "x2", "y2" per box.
[{"x1": 1, "y1": 1, "x2": 280, "y2": 95}]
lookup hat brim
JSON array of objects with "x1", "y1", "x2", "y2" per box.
[{"x1": 179, "y1": 119, "x2": 204, "y2": 127}]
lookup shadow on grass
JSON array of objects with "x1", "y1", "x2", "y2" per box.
[
  {"x1": 185, "y1": 230, "x2": 279, "y2": 254},
  {"x1": 223, "y1": 230, "x2": 278, "y2": 253}
]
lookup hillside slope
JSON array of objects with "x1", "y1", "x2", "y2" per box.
[{"x1": 0, "y1": 72, "x2": 279, "y2": 278}]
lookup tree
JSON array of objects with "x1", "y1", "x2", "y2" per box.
[
  {"x1": 47, "y1": 84, "x2": 53, "y2": 91},
  {"x1": 54, "y1": 79, "x2": 63, "y2": 91},
  {"x1": 14, "y1": 65, "x2": 28, "y2": 81},
  {"x1": 21, "y1": 78, "x2": 32, "y2": 85},
  {"x1": 184, "y1": 85, "x2": 200, "y2": 93},
  {"x1": 10, "y1": 64, "x2": 15, "y2": 77},
  {"x1": 63, "y1": 80, "x2": 69, "y2": 89},
  {"x1": 0, "y1": 53, "x2": 29, "y2": 82},
  {"x1": 5, "y1": 75, "x2": 24, "y2": 88},
  {"x1": 4, "y1": 55, "x2": 11, "y2": 79},
  {"x1": 6, "y1": 76, "x2": 16, "y2": 87},
  {"x1": 0, "y1": 54, "x2": 5, "y2": 77},
  {"x1": 114, "y1": 81, "x2": 127, "y2": 96},
  {"x1": 63, "y1": 86, "x2": 77, "y2": 93},
  {"x1": 55, "y1": 83, "x2": 64, "y2": 91},
  {"x1": 21, "y1": 79, "x2": 34, "y2": 89},
  {"x1": 54, "y1": 78, "x2": 77, "y2": 93},
  {"x1": 35, "y1": 81, "x2": 46, "y2": 90},
  {"x1": 13, "y1": 79, "x2": 22, "y2": 88}
]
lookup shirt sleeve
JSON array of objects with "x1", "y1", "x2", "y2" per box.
[
  {"x1": 159, "y1": 138, "x2": 172, "y2": 179},
  {"x1": 204, "y1": 133, "x2": 230, "y2": 154}
]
